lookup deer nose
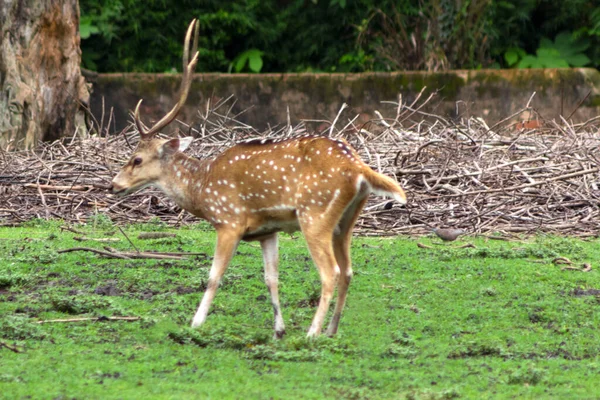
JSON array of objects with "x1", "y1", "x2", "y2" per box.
[{"x1": 110, "y1": 180, "x2": 123, "y2": 194}]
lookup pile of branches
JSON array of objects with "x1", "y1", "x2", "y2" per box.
[{"x1": 2, "y1": 92, "x2": 600, "y2": 236}]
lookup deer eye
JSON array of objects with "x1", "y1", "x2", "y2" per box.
[{"x1": 133, "y1": 157, "x2": 143, "y2": 166}]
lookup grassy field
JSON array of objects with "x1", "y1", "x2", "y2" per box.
[{"x1": 1, "y1": 219, "x2": 600, "y2": 399}]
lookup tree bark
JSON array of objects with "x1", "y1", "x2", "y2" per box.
[{"x1": 0, "y1": 0, "x2": 90, "y2": 150}]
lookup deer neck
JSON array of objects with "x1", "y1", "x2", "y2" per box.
[{"x1": 156, "y1": 153, "x2": 210, "y2": 214}]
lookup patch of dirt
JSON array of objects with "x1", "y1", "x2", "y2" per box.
[
  {"x1": 174, "y1": 286, "x2": 200, "y2": 295},
  {"x1": 94, "y1": 283, "x2": 122, "y2": 297},
  {"x1": 571, "y1": 288, "x2": 600, "y2": 296}
]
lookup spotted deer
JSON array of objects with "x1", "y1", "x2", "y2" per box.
[{"x1": 110, "y1": 20, "x2": 407, "y2": 338}]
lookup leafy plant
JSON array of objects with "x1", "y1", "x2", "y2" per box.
[
  {"x1": 229, "y1": 49, "x2": 264, "y2": 73},
  {"x1": 505, "y1": 32, "x2": 591, "y2": 68},
  {"x1": 0, "y1": 315, "x2": 46, "y2": 341},
  {"x1": 79, "y1": 16, "x2": 100, "y2": 40},
  {"x1": 77, "y1": 0, "x2": 600, "y2": 72},
  {"x1": 0, "y1": 272, "x2": 29, "y2": 289}
]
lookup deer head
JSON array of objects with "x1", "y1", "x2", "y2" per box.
[{"x1": 111, "y1": 19, "x2": 199, "y2": 197}]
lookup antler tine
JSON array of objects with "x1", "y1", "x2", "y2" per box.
[
  {"x1": 183, "y1": 19, "x2": 199, "y2": 72},
  {"x1": 134, "y1": 99, "x2": 149, "y2": 138},
  {"x1": 134, "y1": 19, "x2": 200, "y2": 140}
]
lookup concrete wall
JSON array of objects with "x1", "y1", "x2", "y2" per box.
[{"x1": 89, "y1": 68, "x2": 600, "y2": 133}]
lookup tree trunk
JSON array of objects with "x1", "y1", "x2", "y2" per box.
[{"x1": 0, "y1": 0, "x2": 90, "y2": 150}]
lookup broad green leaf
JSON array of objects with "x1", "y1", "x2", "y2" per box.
[
  {"x1": 247, "y1": 50, "x2": 264, "y2": 73},
  {"x1": 536, "y1": 48, "x2": 561, "y2": 58},
  {"x1": 565, "y1": 53, "x2": 591, "y2": 67},
  {"x1": 517, "y1": 55, "x2": 539, "y2": 68},
  {"x1": 79, "y1": 18, "x2": 100, "y2": 40},
  {"x1": 539, "y1": 37, "x2": 553, "y2": 49},
  {"x1": 497, "y1": 1, "x2": 515, "y2": 9},
  {"x1": 553, "y1": 32, "x2": 572, "y2": 49},
  {"x1": 536, "y1": 48, "x2": 568, "y2": 68},
  {"x1": 234, "y1": 53, "x2": 248, "y2": 73},
  {"x1": 554, "y1": 32, "x2": 589, "y2": 56},
  {"x1": 504, "y1": 49, "x2": 519, "y2": 66}
]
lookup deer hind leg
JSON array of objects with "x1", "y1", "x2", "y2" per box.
[
  {"x1": 191, "y1": 229, "x2": 240, "y2": 328},
  {"x1": 299, "y1": 196, "x2": 352, "y2": 337},
  {"x1": 302, "y1": 226, "x2": 339, "y2": 338},
  {"x1": 260, "y1": 233, "x2": 286, "y2": 339},
  {"x1": 326, "y1": 195, "x2": 368, "y2": 336}
]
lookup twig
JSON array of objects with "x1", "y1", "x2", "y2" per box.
[
  {"x1": 117, "y1": 225, "x2": 140, "y2": 253},
  {"x1": 73, "y1": 237, "x2": 121, "y2": 242},
  {"x1": 60, "y1": 225, "x2": 86, "y2": 235},
  {"x1": 25, "y1": 184, "x2": 91, "y2": 191},
  {"x1": 58, "y1": 247, "x2": 132, "y2": 259},
  {"x1": 0, "y1": 341, "x2": 22, "y2": 353},
  {"x1": 416, "y1": 242, "x2": 433, "y2": 249},
  {"x1": 138, "y1": 232, "x2": 177, "y2": 239},
  {"x1": 566, "y1": 90, "x2": 591, "y2": 121}
]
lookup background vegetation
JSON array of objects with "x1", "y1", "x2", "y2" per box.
[
  {"x1": 3, "y1": 222, "x2": 600, "y2": 398},
  {"x1": 79, "y1": 0, "x2": 600, "y2": 73}
]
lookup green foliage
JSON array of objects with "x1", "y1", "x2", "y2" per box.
[
  {"x1": 79, "y1": 16, "x2": 100, "y2": 39},
  {"x1": 507, "y1": 364, "x2": 546, "y2": 385},
  {"x1": 47, "y1": 295, "x2": 113, "y2": 315},
  {"x1": 504, "y1": 47, "x2": 526, "y2": 67},
  {"x1": 507, "y1": 32, "x2": 591, "y2": 68},
  {"x1": 130, "y1": 216, "x2": 168, "y2": 232},
  {"x1": 86, "y1": 213, "x2": 114, "y2": 230},
  {"x1": 229, "y1": 49, "x2": 264, "y2": 73},
  {"x1": 0, "y1": 272, "x2": 29, "y2": 289},
  {"x1": 0, "y1": 315, "x2": 46, "y2": 341},
  {"x1": 79, "y1": 0, "x2": 600, "y2": 72}
]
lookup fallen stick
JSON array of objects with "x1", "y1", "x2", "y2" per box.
[
  {"x1": 582, "y1": 263, "x2": 592, "y2": 272},
  {"x1": 417, "y1": 242, "x2": 433, "y2": 249},
  {"x1": 117, "y1": 226, "x2": 140, "y2": 253},
  {"x1": 553, "y1": 257, "x2": 573, "y2": 265},
  {"x1": 0, "y1": 341, "x2": 22, "y2": 353},
  {"x1": 24, "y1": 183, "x2": 92, "y2": 191},
  {"x1": 136, "y1": 251, "x2": 208, "y2": 257},
  {"x1": 35, "y1": 316, "x2": 141, "y2": 324},
  {"x1": 58, "y1": 247, "x2": 131, "y2": 259},
  {"x1": 74, "y1": 237, "x2": 121, "y2": 243},
  {"x1": 138, "y1": 232, "x2": 178, "y2": 239},
  {"x1": 57, "y1": 247, "x2": 190, "y2": 260},
  {"x1": 60, "y1": 225, "x2": 86, "y2": 235}
]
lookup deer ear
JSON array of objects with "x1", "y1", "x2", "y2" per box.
[
  {"x1": 178, "y1": 137, "x2": 193, "y2": 152},
  {"x1": 160, "y1": 137, "x2": 193, "y2": 158}
]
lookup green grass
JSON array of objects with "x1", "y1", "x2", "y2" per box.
[{"x1": 2, "y1": 220, "x2": 600, "y2": 399}]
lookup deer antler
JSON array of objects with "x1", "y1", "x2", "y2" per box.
[{"x1": 134, "y1": 19, "x2": 200, "y2": 139}]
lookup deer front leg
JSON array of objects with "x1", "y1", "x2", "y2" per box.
[
  {"x1": 191, "y1": 229, "x2": 240, "y2": 328},
  {"x1": 260, "y1": 234, "x2": 286, "y2": 339}
]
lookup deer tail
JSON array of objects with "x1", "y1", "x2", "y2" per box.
[{"x1": 362, "y1": 168, "x2": 407, "y2": 204}]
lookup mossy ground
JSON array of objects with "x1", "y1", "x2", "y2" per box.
[{"x1": 1, "y1": 220, "x2": 600, "y2": 399}]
